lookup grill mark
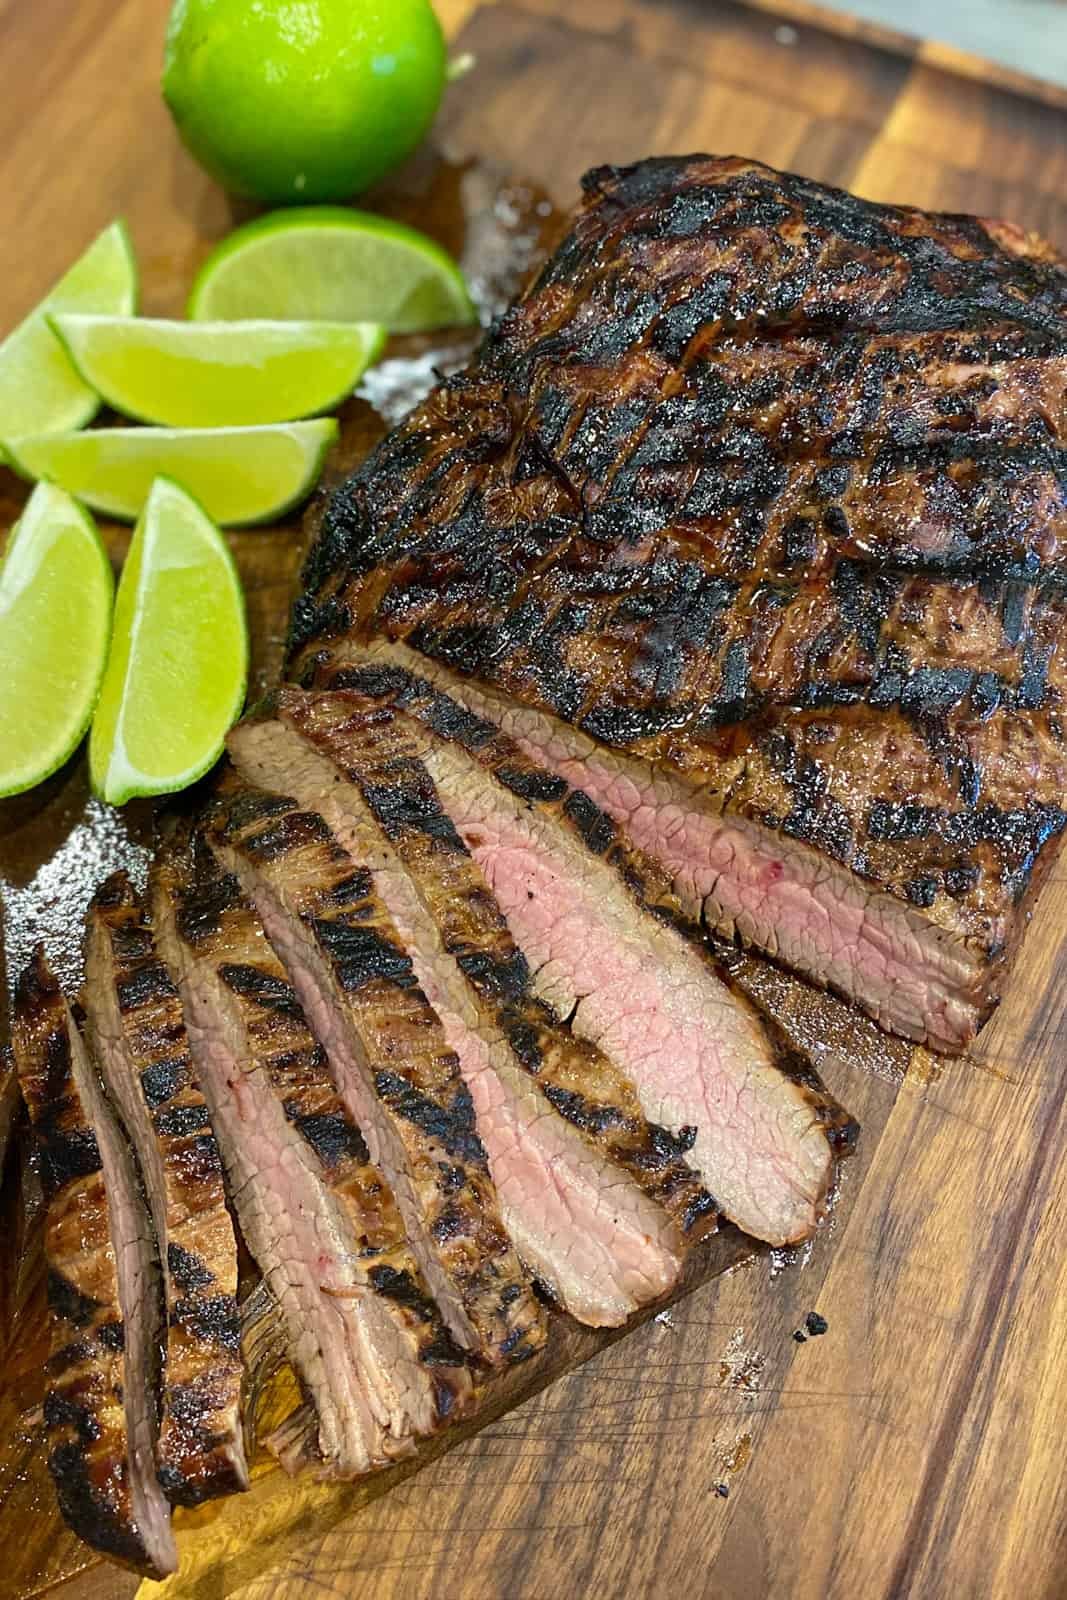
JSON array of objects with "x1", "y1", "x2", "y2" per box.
[
  {"x1": 153, "y1": 1104, "x2": 212, "y2": 1137},
  {"x1": 271, "y1": 686, "x2": 719, "y2": 1258},
  {"x1": 116, "y1": 963, "x2": 178, "y2": 1011},
  {"x1": 171, "y1": 1295, "x2": 241, "y2": 1351},
  {"x1": 140, "y1": 1056, "x2": 189, "y2": 1108},
  {"x1": 218, "y1": 962, "x2": 305, "y2": 1017},
  {"x1": 310, "y1": 917, "x2": 420, "y2": 993},
  {"x1": 167, "y1": 1243, "x2": 214, "y2": 1293},
  {"x1": 290, "y1": 1109, "x2": 371, "y2": 1168},
  {"x1": 373, "y1": 1072, "x2": 488, "y2": 1168}
]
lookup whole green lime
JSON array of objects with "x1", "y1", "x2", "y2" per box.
[{"x1": 162, "y1": 0, "x2": 447, "y2": 205}]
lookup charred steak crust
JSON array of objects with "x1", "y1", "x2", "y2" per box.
[
  {"x1": 319, "y1": 661, "x2": 858, "y2": 1158},
  {"x1": 162, "y1": 853, "x2": 471, "y2": 1412},
  {"x1": 85, "y1": 873, "x2": 246, "y2": 1509},
  {"x1": 202, "y1": 783, "x2": 547, "y2": 1365},
  {"x1": 226, "y1": 712, "x2": 691, "y2": 1325},
  {"x1": 292, "y1": 154, "x2": 1067, "y2": 1049},
  {"x1": 271, "y1": 683, "x2": 718, "y2": 1241},
  {"x1": 12, "y1": 949, "x2": 176, "y2": 1578}
]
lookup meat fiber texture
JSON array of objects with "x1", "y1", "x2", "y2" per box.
[
  {"x1": 152, "y1": 845, "x2": 471, "y2": 1471},
  {"x1": 228, "y1": 700, "x2": 714, "y2": 1324},
  {"x1": 12, "y1": 949, "x2": 176, "y2": 1578},
  {"x1": 200, "y1": 782, "x2": 547, "y2": 1367},
  {"x1": 291, "y1": 154, "x2": 1067, "y2": 1052},
  {"x1": 295, "y1": 663, "x2": 855, "y2": 1247},
  {"x1": 84, "y1": 873, "x2": 247, "y2": 1508}
]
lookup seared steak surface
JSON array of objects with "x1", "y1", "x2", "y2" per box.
[
  {"x1": 152, "y1": 849, "x2": 470, "y2": 1474},
  {"x1": 12, "y1": 950, "x2": 176, "y2": 1578},
  {"x1": 294, "y1": 155, "x2": 1067, "y2": 1049},
  {"x1": 203, "y1": 783, "x2": 547, "y2": 1365},
  {"x1": 84, "y1": 874, "x2": 247, "y2": 1508},
  {"x1": 229, "y1": 697, "x2": 710, "y2": 1323}
]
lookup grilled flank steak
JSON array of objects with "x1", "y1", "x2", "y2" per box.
[
  {"x1": 152, "y1": 846, "x2": 471, "y2": 1472},
  {"x1": 229, "y1": 696, "x2": 715, "y2": 1324},
  {"x1": 291, "y1": 155, "x2": 1067, "y2": 1052},
  {"x1": 84, "y1": 874, "x2": 247, "y2": 1508},
  {"x1": 201, "y1": 783, "x2": 547, "y2": 1365},
  {"x1": 12, "y1": 949, "x2": 176, "y2": 1578},
  {"x1": 301, "y1": 661, "x2": 856, "y2": 1246}
]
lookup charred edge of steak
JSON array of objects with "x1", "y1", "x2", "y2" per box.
[
  {"x1": 317, "y1": 658, "x2": 859, "y2": 1154},
  {"x1": 201, "y1": 781, "x2": 548, "y2": 1367},
  {"x1": 317, "y1": 642, "x2": 992, "y2": 1054},
  {"x1": 170, "y1": 850, "x2": 473, "y2": 1409},
  {"x1": 153, "y1": 849, "x2": 394, "y2": 1476},
  {"x1": 227, "y1": 713, "x2": 686, "y2": 1324},
  {"x1": 86, "y1": 872, "x2": 247, "y2": 1508},
  {"x1": 285, "y1": 154, "x2": 1067, "y2": 1058},
  {"x1": 12, "y1": 948, "x2": 177, "y2": 1579},
  {"x1": 272, "y1": 684, "x2": 719, "y2": 1242}
]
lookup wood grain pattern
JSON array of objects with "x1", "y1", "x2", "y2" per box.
[
  {"x1": 734, "y1": 0, "x2": 1067, "y2": 109},
  {"x1": 2, "y1": 2, "x2": 1067, "y2": 1598}
]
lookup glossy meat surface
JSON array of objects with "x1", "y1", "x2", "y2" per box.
[
  {"x1": 154, "y1": 846, "x2": 470, "y2": 1469},
  {"x1": 84, "y1": 874, "x2": 247, "y2": 1508},
  {"x1": 231, "y1": 696, "x2": 712, "y2": 1322},
  {"x1": 308, "y1": 661, "x2": 856, "y2": 1245},
  {"x1": 12, "y1": 949, "x2": 176, "y2": 1577},
  {"x1": 203, "y1": 783, "x2": 547, "y2": 1365},
  {"x1": 294, "y1": 155, "x2": 1067, "y2": 1047}
]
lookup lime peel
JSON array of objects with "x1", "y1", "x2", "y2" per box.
[
  {"x1": 49, "y1": 315, "x2": 386, "y2": 428},
  {"x1": 0, "y1": 483, "x2": 114, "y2": 796},
  {"x1": 8, "y1": 419, "x2": 338, "y2": 527},
  {"x1": 188, "y1": 207, "x2": 476, "y2": 333},
  {"x1": 0, "y1": 220, "x2": 138, "y2": 447},
  {"x1": 89, "y1": 476, "x2": 248, "y2": 805}
]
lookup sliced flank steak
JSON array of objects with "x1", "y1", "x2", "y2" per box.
[
  {"x1": 291, "y1": 155, "x2": 1067, "y2": 1052},
  {"x1": 12, "y1": 948, "x2": 176, "y2": 1578},
  {"x1": 229, "y1": 696, "x2": 715, "y2": 1326},
  {"x1": 200, "y1": 784, "x2": 546, "y2": 1365},
  {"x1": 312, "y1": 659, "x2": 857, "y2": 1248},
  {"x1": 84, "y1": 873, "x2": 247, "y2": 1508},
  {"x1": 152, "y1": 846, "x2": 470, "y2": 1473}
]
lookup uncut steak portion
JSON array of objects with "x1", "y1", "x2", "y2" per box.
[
  {"x1": 305, "y1": 661, "x2": 855, "y2": 1246},
  {"x1": 12, "y1": 949, "x2": 176, "y2": 1578},
  {"x1": 229, "y1": 698, "x2": 714, "y2": 1325},
  {"x1": 84, "y1": 874, "x2": 247, "y2": 1508},
  {"x1": 292, "y1": 154, "x2": 1067, "y2": 1051},
  {"x1": 153, "y1": 846, "x2": 470, "y2": 1468},
  {"x1": 203, "y1": 784, "x2": 546, "y2": 1365}
]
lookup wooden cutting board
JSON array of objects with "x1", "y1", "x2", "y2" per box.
[{"x1": 3, "y1": 2, "x2": 1067, "y2": 1597}]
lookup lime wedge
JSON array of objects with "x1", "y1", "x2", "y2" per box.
[
  {"x1": 90, "y1": 478, "x2": 248, "y2": 804},
  {"x1": 9, "y1": 419, "x2": 337, "y2": 527},
  {"x1": 187, "y1": 208, "x2": 476, "y2": 333},
  {"x1": 0, "y1": 221, "x2": 138, "y2": 450},
  {"x1": 50, "y1": 315, "x2": 387, "y2": 427},
  {"x1": 0, "y1": 483, "x2": 114, "y2": 796}
]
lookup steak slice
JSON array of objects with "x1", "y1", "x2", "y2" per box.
[
  {"x1": 153, "y1": 847, "x2": 471, "y2": 1466},
  {"x1": 202, "y1": 783, "x2": 546, "y2": 1365},
  {"x1": 11, "y1": 949, "x2": 176, "y2": 1578},
  {"x1": 313, "y1": 661, "x2": 855, "y2": 1247},
  {"x1": 229, "y1": 699, "x2": 714, "y2": 1326},
  {"x1": 83, "y1": 873, "x2": 247, "y2": 1508},
  {"x1": 342, "y1": 640, "x2": 985, "y2": 1052},
  {"x1": 292, "y1": 155, "x2": 1067, "y2": 1051}
]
